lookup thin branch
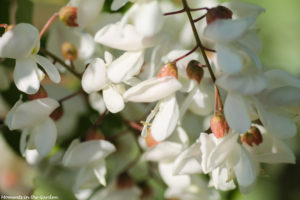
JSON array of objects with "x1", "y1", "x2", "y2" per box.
[
  {"x1": 58, "y1": 89, "x2": 83, "y2": 103},
  {"x1": 193, "y1": 14, "x2": 207, "y2": 23},
  {"x1": 40, "y1": 13, "x2": 59, "y2": 38},
  {"x1": 40, "y1": 47, "x2": 82, "y2": 79},
  {"x1": 93, "y1": 110, "x2": 109, "y2": 128},
  {"x1": 173, "y1": 45, "x2": 198, "y2": 63},
  {"x1": 164, "y1": 7, "x2": 209, "y2": 16},
  {"x1": 181, "y1": 0, "x2": 224, "y2": 107}
]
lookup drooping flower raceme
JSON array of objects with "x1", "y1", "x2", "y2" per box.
[{"x1": 0, "y1": 23, "x2": 61, "y2": 94}]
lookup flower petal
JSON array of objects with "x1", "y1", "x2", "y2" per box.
[
  {"x1": 34, "y1": 55, "x2": 61, "y2": 83},
  {"x1": 208, "y1": 133, "x2": 239, "y2": 170},
  {"x1": 93, "y1": 161, "x2": 107, "y2": 186},
  {"x1": 123, "y1": 77, "x2": 182, "y2": 102},
  {"x1": 111, "y1": 0, "x2": 129, "y2": 11},
  {"x1": 233, "y1": 146, "x2": 256, "y2": 194},
  {"x1": 82, "y1": 58, "x2": 107, "y2": 93},
  {"x1": 103, "y1": 85, "x2": 125, "y2": 113},
  {"x1": 224, "y1": 93, "x2": 251, "y2": 133},
  {"x1": 151, "y1": 95, "x2": 179, "y2": 141},
  {"x1": 254, "y1": 100, "x2": 296, "y2": 139},
  {"x1": 94, "y1": 23, "x2": 157, "y2": 51},
  {"x1": 62, "y1": 139, "x2": 116, "y2": 167},
  {"x1": 159, "y1": 162, "x2": 191, "y2": 189},
  {"x1": 216, "y1": 44, "x2": 243, "y2": 74},
  {"x1": 173, "y1": 142, "x2": 202, "y2": 175},
  {"x1": 217, "y1": 70, "x2": 268, "y2": 95},
  {"x1": 203, "y1": 18, "x2": 254, "y2": 43},
  {"x1": 132, "y1": 1, "x2": 164, "y2": 36},
  {"x1": 88, "y1": 92, "x2": 106, "y2": 114},
  {"x1": 142, "y1": 141, "x2": 183, "y2": 162},
  {"x1": 0, "y1": 23, "x2": 39, "y2": 59},
  {"x1": 107, "y1": 50, "x2": 144, "y2": 83},
  {"x1": 69, "y1": 0, "x2": 104, "y2": 29},
  {"x1": 33, "y1": 118, "x2": 57, "y2": 157},
  {"x1": 265, "y1": 69, "x2": 300, "y2": 89},
  {"x1": 5, "y1": 98, "x2": 59, "y2": 130},
  {"x1": 14, "y1": 58, "x2": 40, "y2": 94}
]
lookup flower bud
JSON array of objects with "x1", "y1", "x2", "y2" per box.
[
  {"x1": 61, "y1": 42, "x2": 78, "y2": 61},
  {"x1": 59, "y1": 6, "x2": 78, "y2": 27},
  {"x1": 145, "y1": 129, "x2": 159, "y2": 148},
  {"x1": 206, "y1": 6, "x2": 233, "y2": 24},
  {"x1": 210, "y1": 113, "x2": 229, "y2": 138},
  {"x1": 241, "y1": 126, "x2": 263, "y2": 146},
  {"x1": 50, "y1": 106, "x2": 64, "y2": 121},
  {"x1": 157, "y1": 62, "x2": 178, "y2": 79},
  {"x1": 28, "y1": 86, "x2": 48, "y2": 100},
  {"x1": 85, "y1": 128, "x2": 105, "y2": 141},
  {"x1": 186, "y1": 60, "x2": 204, "y2": 84},
  {"x1": 117, "y1": 172, "x2": 135, "y2": 190}
]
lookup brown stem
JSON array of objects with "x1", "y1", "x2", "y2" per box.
[
  {"x1": 59, "y1": 89, "x2": 83, "y2": 103},
  {"x1": 164, "y1": 7, "x2": 209, "y2": 16},
  {"x1": 39, "y1": 12, "x2": 59, "y2": 39},
  {"x1": 40, "y1": 47, "x2": 82, "y2": 79},
  {"x1": 193, "y1": 14, "x2": 207, "y2": 23},
  {"x1": 93, "y1": 110, "x2": 108, "y2": 128},
  {"x1": 181, "y1": 0, "x2": 224, "y2": 108},
  {"x1": 173, "y1": 45, "x2": 198, "y2": 63}
]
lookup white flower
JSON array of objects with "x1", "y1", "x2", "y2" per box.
[
  {"x1": 67, "y1": 0, "x2": 104, "y2": 29},
  {"x1": 123, "y1": 77, "x2": 182, "y2": 103},
  {"x1": 0, "y1": 23, "x2": 61, "y2": 94},
  {"x1": 203, "y1": 2, "x2": 264, "y2": 75},
  {"x1": 5, "y1": 97, "x2": 59, "y2": 157},
  {"x1": 62, "y1": 139, "x2": 116, "y2": 189},
  {"x1": 95, "y1": 0, "x2": 164, "y2": 51},
  {"x1": 221, "y1": 69, "x2": 299, "y2": 137},
  {"x1": 82, "y1": 51, "x2": 144, "y2": 113}
]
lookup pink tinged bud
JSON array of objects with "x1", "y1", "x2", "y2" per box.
[
  {"x1": 186, "y1": 60, "x2": 204, "y2": 84},
  {"x1": 50, "y1": 106, "x2": 64, "y2": 121},
  {"x1": 59, "y1": 6, "x2": 78, "y2": 27},
  {"x1": 241, "y1": 126, "x2": 263, "y2": 146},
  {"x1": 28, "y1": 86, "x2": 48, "y2": 100},
  {"x1": 145, "y1": 128, "x2": 160, "y2": 148},
  {"x1": 85, "y1": 128, "x2": 105, "y2": 141},
  {"x1": 157, "y1": 62, "x2": 178, "y2": 79},
  {"x1": 117, "y1": 173, "x2": 135, "y2": 190},
  {"x1": 61, "y1": 42, "x2": 78, "y2": 61},
  {"x1": 206, "y1": 6, "x2": 233, "y2": 24},
  {"x1": 210, "y1": 113, "x2": 229, "y2": 138}
]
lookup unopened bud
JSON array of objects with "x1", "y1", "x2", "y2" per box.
[
  {"x1": 206, "y1": 6, "x2": 233, "y2": 24},
  {"x1": 157, "y1": 62, "x2": 178, "y2": 79},
  {"x1": 210, "y1": 113, "x2": 229, "y2": 138},
  {"x1": 28, "y1": 86, "x2": 48, "y2": 100},
  {"x1": 85, "y1": 128, "x2": 105, "y2": 141},
  {"x1": 59, "y1": 6, "x2": 78, "y2": 27},
  {"x1": 117, "y1": 173, "x2": 135, "y2": 190},
  {"x1": 145, "y1": 129, "x2": 159, "y2": 148},
  {"x1": 50, "y1": 106, "x2": 64, "y2": 121},
  {"x1": 186, "y1": 60, "x2": 204, "y2": 84},
  {"x1": 241, "y1": 126, "x2": 263, "y2": 146},
  {"x1": 61, "y1": 42, "x2": 78, "y2": 61}
]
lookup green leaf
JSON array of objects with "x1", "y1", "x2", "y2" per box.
[
  {"x1": 16, "y1": 0, "x2": 33, "y2": 23},
  {"x1": 33, "y1": 177, "x2": 77, "y2": 200}
]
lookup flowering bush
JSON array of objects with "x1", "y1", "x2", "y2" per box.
[{"x1": 0, "y1": 0, "x2": 299, "y2": 199}]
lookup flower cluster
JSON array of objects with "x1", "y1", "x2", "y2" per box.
[{"x1": 0, "y1": 0, "x2": 299, "y2": 199}]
